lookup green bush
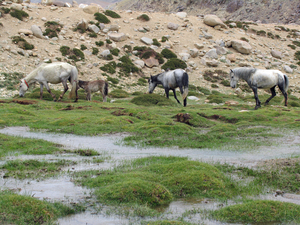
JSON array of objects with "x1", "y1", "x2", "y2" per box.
[
  {"x1": 100, "y1": 61, "x2": 117, "y2": 74},
  {"x1": 123, "y1": 45, "x2": 132, "y2": 53},
  {"x1": 104, "y1": 10, "x2": 121, "y2": 18},
  {"x1": 161, "y1": 36, "x2": 168, "y2": 42},
  {"x1": 95, "y1": 41, "x2": 104, "y2": 47},
  {"x1": 10, "y1": 9, "x2": 28, "y2": 21},
  {"x1": 60, "y1": 46, "x2": 70, "y2": 56},
  {"x1": 109, "y1": 89, "x2": 129, "y2": 98},
  {"x1": 117, "y1": 56, "x2": 140, "y2": 74},
  {"x1": 161, "y1": 58, "x2": 187, "y2": 70},
  {"x1": 288, "y1": 44, "x2": 296, "y2": 50},
  {"x1": 12, "y1": 36, "x2": 34, "y2": 50},
  {"x1": 1, "y1": 7, "x2": 10, "y2": 14},
  {"x1": 257, "y1": 30, "x2": 266, "y2": 36},
  {"x1": 106, "y1": 39, "x2": 112, "y2": 44},
  {"x1": 80, "y1": 45, "x2": 87, "y2": 51},
  {"x1": 72, "y1": 48, "x2": 85, "y2": 60},
  {"x1": 92, "y1": 47, "x2": 99, "y2": 55},
  {"x1": 293, "y1": 41, "x2": 300, "y2": 47},
  {"x1": 88, "y1": 32, "x2": 97, "y2": 38},
  {"x1": 152, "y1": 38, "x2": 161, "y2": 47},
  {"x1": 107, "y1": 76, "x2": 119, "y2": 84},
  {"x1": 59, "y1": 46, "x2": 85, "y2": 61},
  {"x1": 111, "y1": 48, "x2": 120, "y2": 56},
  {"x1": 137, "y1": 14, "x2": 150, "y2": 21},
  {"x1": 221, "y1": 80, "x2": 230, "y2": 87},
  {"x1": 161, "y1": 48, "x2": 177, "y2": 59},
  {"x1": 207, "y1": 94, "x2": 224, "y2": 104},
  {"x1": 295, "y1": 51, "x2": 300, "y2": 61},
  {"x1": 94, "y1": 12, "x2": 110, "y2": 24}
]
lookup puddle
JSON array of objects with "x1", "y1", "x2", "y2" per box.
[
  {"x1": 1, "y1": 126, "x2": 300, "y2": 225},
  {"x1": 1, "y1": 126, "x2": 300, "y2": 168}
]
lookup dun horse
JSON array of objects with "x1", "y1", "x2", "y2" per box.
[
  {"x1": 78, "y1": 80, "x2": 108, "y2": 102},
  {"x1": 230, "y1": 67, "x2": 289, "y2": 109},
  {"x1": 148, "y1": 68, "x2": 189, "y2": 107},
  {"x1": 19, "y1": 62, "x2": 78, "y2": 102}
]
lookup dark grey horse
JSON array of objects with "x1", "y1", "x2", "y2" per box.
[
  {"x1": 230, "y1": 67, "x2": 289, "y2": 109},
  {"x1": 148, "y1": 69, "x2": 189, "y2": 107}
]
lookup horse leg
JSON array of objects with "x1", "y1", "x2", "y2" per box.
[
  {"x1": 164, "y1": 88, "x2": 170, "y2": 99},
  {"x1": 86, "y1": 90, "x2": 91, "y2": 101},
  {"x1": 172, "y1": 89, "x2": 181, "y2": 104},
  {"x1": 265, "y1": 86, "x2": 276, "y2": 105},
  {"x1": 39, "y1": 83, "x2": 44, "y2": 100},
  {"x1": 44, "y1": 83, "x2": 57, "y2": 101},
  {"x1": 252, "y1": 87, "x2": 261, "y2": 110},
  {"x1": 278, "y1": 82, "x2": 288, "y2": 106},
  {"x1": 178, "y1": 86, "x2": 187, "y2": 107},
  {"x1": 58, "y1": 80, "x2": 68, "y2": 101}
]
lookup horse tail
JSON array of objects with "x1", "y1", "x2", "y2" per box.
[
  {"x1": 104, "y1": 81, "x2": 108, "y2": 96},
  {"x1": 68, "y1": 66, "x2": 78, "y2": 99},
  {"x1": 284, "y1": 74, "x2": 289, "y2": 91},
  {"x1": 182, "y1": 72, "x2": 189, "y2": 101}
]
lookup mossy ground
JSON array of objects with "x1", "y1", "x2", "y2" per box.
[{"x1": 1, "y1": 87, "x2": 300, "y2": 223}]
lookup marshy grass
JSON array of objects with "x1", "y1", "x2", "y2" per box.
[
  {"x1": 210, "y1": 200, "x2": 300, "y2": 223},
  {"x1": 0, "y1": 190, "x2": 82, "y2": 225}
]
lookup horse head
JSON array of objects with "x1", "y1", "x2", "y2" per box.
[
  {"x1": 229, "y1": 69, "x2": 238, "y2": 89},
  {"x1": 148, "y1": 75, "x2": 157, "y2": 94},
  {"x1": 19, "y1": 79, "x2": 29, "y2": 97}
]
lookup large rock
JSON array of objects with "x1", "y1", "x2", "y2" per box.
[
  {"x1": 52, "y1": 1, "x2": 65, "y2": 7},
  {"x1": 271, "y1": 50, "x2": 282, "y2": 59},
  {"x1": 143, "y1": 56, "x2": 159, "y2": 68},
  {"x1": 140, "y1": 37, "x2": 153, "y2": 45},
  {"x1": 88, "y1": 24, "x2": 100, "y2": 33},
  {"x1": 203, "y1": 14, "x2": 227, "y2": 28},
  {"x1": 10, "y1": 3, "x2": 23, "y2": 11},
  {"x1": 77, "y1": 19, "x2": 89, "y2": 30},
  {"x1": 83, "y1": 5, "x2": 99, "y2": 14},
  {"x1": 167, "y1": 22, "x2": 179, "y2": 30},
  {"x1": 231, "y1": 40, "x2": 252, "y2": 54},
  {"x1": 41, "y1": 0, "x2": 53, "y2": 6},
  {"x1": 72, "y1": 0, "x2": 78, "y2": 7},
  {"x1": 108, "y1": 33, "x2": 127, "y2": 42},
  {"x1": 31, "y1": 25, "x2": 43, "y2": 39}
]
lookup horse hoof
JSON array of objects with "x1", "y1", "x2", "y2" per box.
[{"x1": 254, "y1": 105, "x2": 261, "y2": 110}]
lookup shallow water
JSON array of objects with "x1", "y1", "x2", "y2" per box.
[{"x1": 1, "y1": 126, "x2": 300, "y2": 225}]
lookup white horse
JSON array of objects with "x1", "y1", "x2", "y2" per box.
[
  {"x1": 148, "y1": 68, "x2": 189, "y2": 107},
  {"x1": 19, "y1": 62, "x2": 79, "y2": 102},
  {"x1": 230, "y1": 67, "x2": 289, "y2": 109}
]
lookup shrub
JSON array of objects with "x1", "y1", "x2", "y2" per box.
[
  {"x1": 12, "y1": 36, "x2": 34, "y2": 50},
  {"x1": 161, "y1": 58, "x2": 187, "y2": 70},
  {"x1": 95, "y1": 41, "x2": 104, "y2": 46},
  {"x1": 109, "y1": 89, "x2": 129, "y2": 98},
  {"x1": 1, "y1": 7, "x2": 10, "y2": 14},
  {"x1": 104, "y1": 10, "x2": 121, "y2": 18},
  {"x1": 161, "y1": 36, "x2": 168, "y2": 42},
  {"x1": 92, "y1": 47, "x2": 99, "y2": 55},
  {"x1": 240, "y1": 37, "x2": 249, "y2": 42},
  {"x1": 198, "y1": 86, "x2": 211, "y2": 95},
  {"x1": 288, "y1": 44, "x2": 296, "y2": 50},
  {"x1": 80, "y1": 45, "x2": 87, "y2": 51},
  {"x1": 221, "y1": 80, "x2": 230, "y2": 87},
  {"x1": 111, "y1": 48, "x2": 120, "y2": 56},
  {"x1": 88, "y1": 32, "x2": 97, "y2": 38},
  {"x1": 107, "y1": 76, "x2": 119, "y2": 84},
  {"x1": 10, "y1": 9, "x2": 28, "y2": 21},
  {"x1": 137, "y1": 14, "x2": 150, "y2": 21},
  {"x1": 106, "y1": 54, "x2": 113, "y2": 60},
  {"x1": 207, "y1": 94, "x2": 224, "y2": 104},
  {"x1": 94, "y1": 12, "x2": 110, "y2": 24},
  {"x1": 293, "y1": 41, "x2": 300, "y2": 47},
  {"x1": 117, "y1": 56, "x2": 140, "y2": 74},
  {"x1": 267, "y1": 32, "x2": 275, "y2": 39},
  {"x1": 152, "y1": 38, "x2": 161, "y2": 47},
  {"x1": 256, "y1": 30, "x2": 266, "y2": 36},
  {"x1": 44, "y1": 21, "x2": 62, "y2": 38},
  {"x1": 295, "y1": 51, "x2": 300, "y2": 61},
  {"x1": 106, "y1": 39, "x2": 112, "y2": 44},
  {"x1": 123, "y1": 45, "x2": 132, "y2": 53},
  {"x1": 161, "y1": 48, "x2": 177, "y2": 59},
  {"x1": 100, "y1": 61, "x2": 117, "y2": 74},
  {"x1": 59, "y1": 46, "x2": 85, "y2": 61}
]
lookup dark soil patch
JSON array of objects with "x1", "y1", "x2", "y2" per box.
[
  {"x1": 198, "y1": 113, "x2": 238, "y2": 124},
  {"x1": 0, "y1": 99, "x2": 37, "y2": 105}
]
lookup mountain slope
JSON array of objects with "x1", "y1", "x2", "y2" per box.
[{"x1": 112, "y1": 0, "x2": 300, "y2": 25}]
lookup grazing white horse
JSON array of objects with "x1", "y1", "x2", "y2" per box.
[
  {"x1": 230, "y1": 67, "x2": 289, "y2": 109},
  {"x1": 148, "y1": 69, "x2": 189, "y2": 107},
  {"x1": 19, "y1": 62, "x2": 79, "y2": 102}
]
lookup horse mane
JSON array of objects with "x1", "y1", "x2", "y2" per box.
[
  {"x1": 233, "y1": 67, "x2": 257, "y2": 77},
  {"x1": 25, "y1": 63, "x2": 48, "y2": 81}
]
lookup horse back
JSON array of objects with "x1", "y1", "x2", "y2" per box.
[{"x1": 251, "y1": 69, "x2": 282, "y2": 89}]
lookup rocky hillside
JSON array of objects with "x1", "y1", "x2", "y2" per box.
[
  {"x1": 0, "y1": 1, "x2": 300, "y2": 101},
  {"x1": 112, "y1": 0, "x2": 300, "y2": 25}
]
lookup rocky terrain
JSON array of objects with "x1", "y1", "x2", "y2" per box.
[
  {"x1": 0, "y1": 0, "x2": 300, "y2": 100},
  {"x1": 112, "y1": 0, "x2": 300, "y2": 25}
]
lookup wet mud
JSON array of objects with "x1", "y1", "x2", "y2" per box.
[{"x1": 1, "y1": 126, "x2": 300, "y2": 224}]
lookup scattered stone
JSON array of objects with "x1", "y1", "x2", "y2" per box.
[
  {"x1": 203, "y1": 14, "x2": 227, "y2": 28},
  {"x1": 167, "y1": 22, "x2": 179, "y2": 30},
  {"x1": 231, "y1": 40, "x2": 252, "y2": 54}
]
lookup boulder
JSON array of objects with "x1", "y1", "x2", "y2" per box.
[
  {"x1": 77, "y1": 19, "x2": 89, "y2": 30},
  {"x1": 227, "y1": 53, "x2": 236, "y2": 62},
  {"x1": 203, "y1": 14, "x2": 227, "y2": 28},
  {"x1": 83, "y1": 5, "x2": 99, "y2": 14},
  {"x1": 41, "y1": 0, "x2": 53, "y2": 6},
  {"x1": 10, "y1": 3, "x2": 23, "y2": 11},
  {"x1": 271, "y1": 50, "x2": 282, "y2": 59},
  {"x1": 72, "y1": 0, "x2": 78, "y2": 7},
  {"x1": 140, "y1": 37, "x2": 153, "y2": 45},
  {"x1": 108, "y1": 33, "x2": 127, "y2": 42},
  {"x1": 18, "y1": 29, "x2": 32, "y2": 35},
  {"x1": 283, "y1": 65, "x2": 293, "y2": 73},
  {"x1": 109, "y1": 25, "x2": 120, "y2": 32},
  {"x1": 31, "y1": 25, "x2": 43, "y2": 39},
  {"x1": 143, "y1": 56, "x2": 159, "y2": 68},
  {"x1": 231, "y1": 40, "x2": 252, "y2": 54},
  {"x1": 88, "y1": 24, "x2": 100, "y2": 33},
  {"x1": 52, "y1": 1, "x2": 65, "y2": 7},
  {"x1": 167, "y1": 22, "x2": 179, "y2": 30}
]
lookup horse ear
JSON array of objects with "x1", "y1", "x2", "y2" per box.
[{"x1": 230, "y1": 69, "x2": 233, "y2": 73}]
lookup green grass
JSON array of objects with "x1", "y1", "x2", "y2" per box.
[
  {"x1": 0, "y1": 133, "x2": 65, "y2": 158},
  {"x1": 0, "y1": 191, "x2": 82, "y2": 225},
  {"x1": 75, "y1": 156, "x2": 241, "y2": 207},
  {"x1": 211, "y1": 200, "x2": 300, "y2": 223},
  {"x1": 1, "y1": 159, "x2": 75, "y2": 179}
]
